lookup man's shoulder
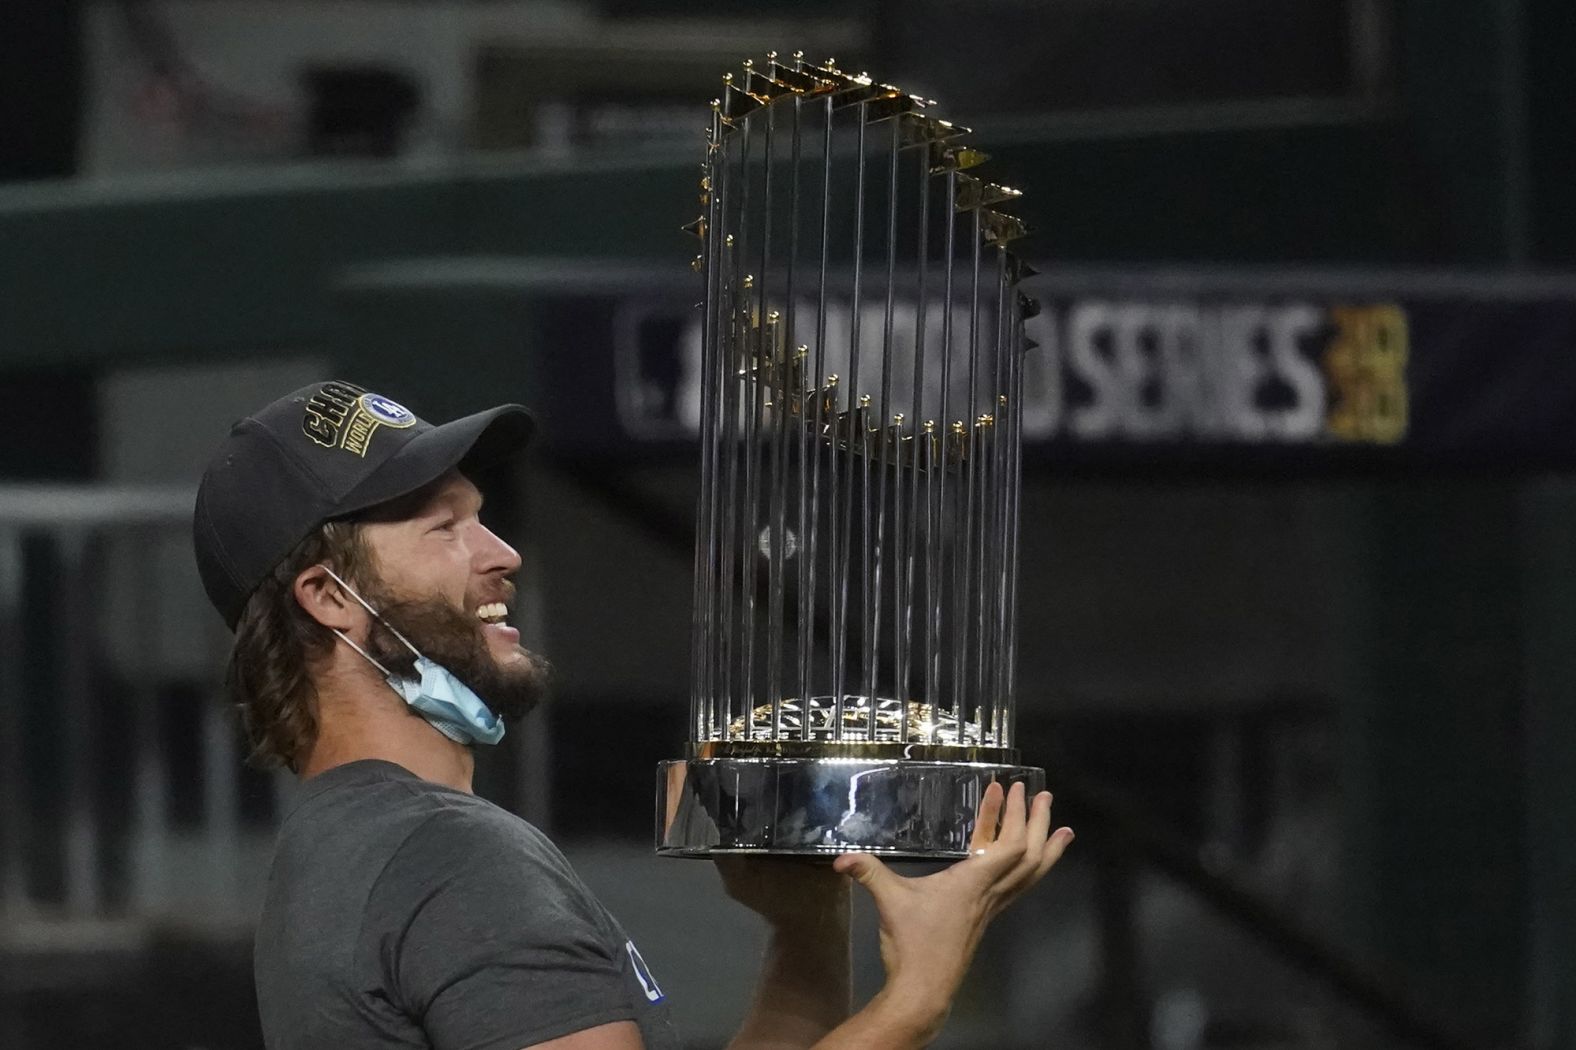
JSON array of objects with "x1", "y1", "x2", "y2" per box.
[
  {"x1": 367, "y1": 791, "x2": 601, "y2": 936},
  {"x1": 278, "y1": 761, "x2": 553, "y2": 873},
  {"x1": 389, "y1": 794, "x2": 565, "y2": 876},
  {"x1": 287, "y1": 766, "x2": 571, "y2": 887}
]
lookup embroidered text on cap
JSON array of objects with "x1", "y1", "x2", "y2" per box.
[{"x1": 301, "y1": 382, "x2": 417, "y2": 458}]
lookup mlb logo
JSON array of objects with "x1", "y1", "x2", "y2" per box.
[{"x1": 624, "y1": 940, "x2": 665, "y2": 1004}]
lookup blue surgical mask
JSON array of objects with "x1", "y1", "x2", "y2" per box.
[{"x1": 322, "y1": 567, "x2": 506, "y2": 746}]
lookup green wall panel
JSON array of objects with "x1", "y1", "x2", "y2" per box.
[{"x1": 0, "y1": 115, "x2": 1500, "y2": 375}]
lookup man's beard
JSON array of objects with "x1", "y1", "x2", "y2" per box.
[{"x1": 360, "y1": 581, "x2": 550, "y2": 725}]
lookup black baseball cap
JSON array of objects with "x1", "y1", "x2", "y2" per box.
[{"x1": 193, "y1": 380, "x2": 534, "y2": 630}]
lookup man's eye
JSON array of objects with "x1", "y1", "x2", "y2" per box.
[{"x1": 431, "y1": 519, "x2": 456, "y2": 533}]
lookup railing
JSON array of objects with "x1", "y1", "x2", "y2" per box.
[{"x1": 0, "y1": 485, "x2": 282, "y2": 978}]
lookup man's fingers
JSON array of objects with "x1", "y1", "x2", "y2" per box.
[
  {"x1": 997, "y1": 781, "x2": 1028, "y2": 847},
  {"x1": 961, "y1": 782, "x2": 1033, "y2": 883},
  {"x1": 969, "y1": 780, "x2": 1006, "y2": 851},
  {"x1": 1034, "y1": 827, "x2": 1076, "y2": 880},
  {"x1": 1025, "y1": 792, "x2": 1053, "y2": 855},
  {"x1": 833, "y1": 852, "x2": 896, "y2": 896},
  {"x1": 995, "y1": 793, "x2": 1055, "y2": 889}
]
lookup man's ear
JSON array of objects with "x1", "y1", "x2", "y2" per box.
[{"x1": 293, "y1": 564, "x2": 364, "y2": 633}]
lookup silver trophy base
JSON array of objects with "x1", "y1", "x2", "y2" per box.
[{"x1": 656, "y1": 756, "x2": 1046, "y2": 859}]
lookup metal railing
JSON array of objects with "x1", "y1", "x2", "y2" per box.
[{"x1": 0, "y1": 484, "x2": 281, "y2": 972}]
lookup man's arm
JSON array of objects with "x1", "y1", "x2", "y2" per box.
[
  {"x1": 527, "y1": 1021, "x2": 645, "y2": 1049},
  {"x1": 727, "y1": 918, "x2": 941, "y2": 1050},
  {"x1": 724, "y1": 782, "x2": 1074, "y2": 1050},
  {"x1": 720, "y1": 863, "x2": 854, "y2": 1049}
]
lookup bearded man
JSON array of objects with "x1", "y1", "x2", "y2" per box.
[{"x1": 192, "y1": 380, "x2": 1074, "y2": 1050}]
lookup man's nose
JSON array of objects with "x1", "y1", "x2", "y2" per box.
[{"x1": 474, "y1": 524, "x2": 523, "y2": 576}]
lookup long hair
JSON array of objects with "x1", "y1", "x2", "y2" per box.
[{"x1": 226, "y1": 521, "x2": 374, "y2": 771}]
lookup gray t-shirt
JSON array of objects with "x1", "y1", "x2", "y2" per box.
[{"x1": 255, "y1": 759, "x2": 680, "y2": 1050}]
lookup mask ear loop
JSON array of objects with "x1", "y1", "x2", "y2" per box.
[
  {"x1": 333, "y1": 627, "x2": 395, "y2": 678},
  {"x1": 319, "y1": 564, "x2": 423, "y2": 670}
]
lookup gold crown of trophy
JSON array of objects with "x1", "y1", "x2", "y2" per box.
[{"x1": 657, "y1": 53, "x2": 1044, "y2": 859}]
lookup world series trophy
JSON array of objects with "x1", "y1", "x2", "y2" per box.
[{"x1": 657, "y1": 53, "x2": 1044, "y2": 858}]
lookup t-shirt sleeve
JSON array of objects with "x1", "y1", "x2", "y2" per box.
[{"x1": 368, "y1": 810, "x2": 637, "y2": 1050}]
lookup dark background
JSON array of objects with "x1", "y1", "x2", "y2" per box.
[{"x1": 1, "y1": 2, "x2": 1572, "y2": 1049}]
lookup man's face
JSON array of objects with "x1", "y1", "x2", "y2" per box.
[{"x1": 354, "y1": 470, "x2": 548, "y2": 721}]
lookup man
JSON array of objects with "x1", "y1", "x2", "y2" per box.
[{"x1": 193, "y1": 380, "x2": 1074, "y2": 1050}]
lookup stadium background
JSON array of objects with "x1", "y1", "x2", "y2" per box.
[{"x1": 1, "y1": 2, "x2": 1573, "y2": 1048}]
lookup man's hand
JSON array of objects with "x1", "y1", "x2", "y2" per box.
[
  {"x1": 830, "y1": 782, "x2": 1073, "y2": 1024},
  {"x1": 716, "y1": 854, "x2": 851, "y2": 932}
]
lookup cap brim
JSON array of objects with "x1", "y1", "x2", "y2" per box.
[{"x1": 334, "y1": 404, "x2": 535, "y2": 517}]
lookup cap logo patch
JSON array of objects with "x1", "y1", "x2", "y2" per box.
[
  {"x1": 301, "y1": 382, "x2": 417, "y2": 457},
  {"x1": 362, "y1": 393, "x2": 415, "y2": 427}
]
